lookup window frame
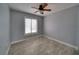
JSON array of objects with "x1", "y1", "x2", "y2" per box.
[{"x1": 24, "y1": 17, "x2": 38, "y2": 35}]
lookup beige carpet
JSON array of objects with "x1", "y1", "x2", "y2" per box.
[{"x1": 8, "y1": 36, "x2": 74, "y2": 55}]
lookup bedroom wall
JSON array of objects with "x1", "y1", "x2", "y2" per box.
[
  {"x1": 0, "y1": 4, "x2": 10, "y2": 54},
  {"x1": 76, "y1": 6, "x2": 79, "y2": 47},
  {"x1": 44, "y1": 6, "x2": 78, "y2": 46},
  {"x1": 10, "y1": 10, "x2": 44, "y2": 42}
]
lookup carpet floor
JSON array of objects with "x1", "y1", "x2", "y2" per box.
[{"x1": 8, "y1": 36, "x2": 75, "y2": 55}]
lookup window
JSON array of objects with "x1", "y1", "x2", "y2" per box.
[
  {"x1": 25, "y1": 18, "x2": 31, "y2": 34},
  {"x1": 32, "y1": 19, "x2": 37, "y2": 33},
  {"x1": 25, "y1": 18, "x2": 37, "y2": 34}
]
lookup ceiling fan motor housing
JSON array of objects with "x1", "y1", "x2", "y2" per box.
[{"x1": 39, "y1": 5, "x2": 43, "y2": 10}]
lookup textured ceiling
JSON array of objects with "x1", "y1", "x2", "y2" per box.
[{"x1": 8, "y1": 3, "x2": 79, "y2": 16}]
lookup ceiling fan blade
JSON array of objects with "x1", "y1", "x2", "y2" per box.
[
  {"x1": 42, "y1": 3, "x2": 48, "y2": 8},
  {"x1": 32, "y1": 7, "x2": 38, "y2": 9},
  {"x1": 34, "y1": 11, "x2": 39, "y2": 13},
  {"x1": 43, "y1": 9, "x2": 51, "y2": 11}
]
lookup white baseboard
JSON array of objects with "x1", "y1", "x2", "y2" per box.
[
  {"x1": 11, "y1": 35, "x2": 43, "y2": 45},
  {"x1": 44, "y1": 35, "x2": 78, "y2": 50},
  {"x1": 11, "y1": 39, "x2": 26, "y2": 44},
  {"x1": 6, "y1": 44, "x2": 11, "y2": 55}
]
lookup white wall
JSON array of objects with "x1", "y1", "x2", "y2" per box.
[{"x1": 0, "y1": 4, "x2": 10, "y2": 54}]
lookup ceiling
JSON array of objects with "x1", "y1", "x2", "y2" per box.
[{"x1": 8, "y1": 3, "x2": 79, "y2": 16}]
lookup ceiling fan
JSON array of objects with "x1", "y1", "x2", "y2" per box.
[{"x1": 32, "y1": 3, "x2": 51, "y2": 14}]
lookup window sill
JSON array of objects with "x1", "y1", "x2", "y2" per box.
[{"x1": 24, "y1": 32, "x2": 38, "y2": 36}]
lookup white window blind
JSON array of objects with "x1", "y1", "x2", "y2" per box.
[
  {"x1": 32, "y1": 19, "x2": 37, "y2": 33},
  {"x1": 25, "y1": 18, "x2": 37, "y2": 34}
]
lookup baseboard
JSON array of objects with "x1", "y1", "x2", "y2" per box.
[
  {"x1": 44, "y1": 35, "x2": 78, "y2": 50},
  {"x1": 11, "y1": 35, "x2": 43, "y2": 45},
  {"x1": 7, "y1": 44, "x2": 11, "y2": 55},
  {"x1": 11, "y1": 39, "x2": 26, "y2": 44}
]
